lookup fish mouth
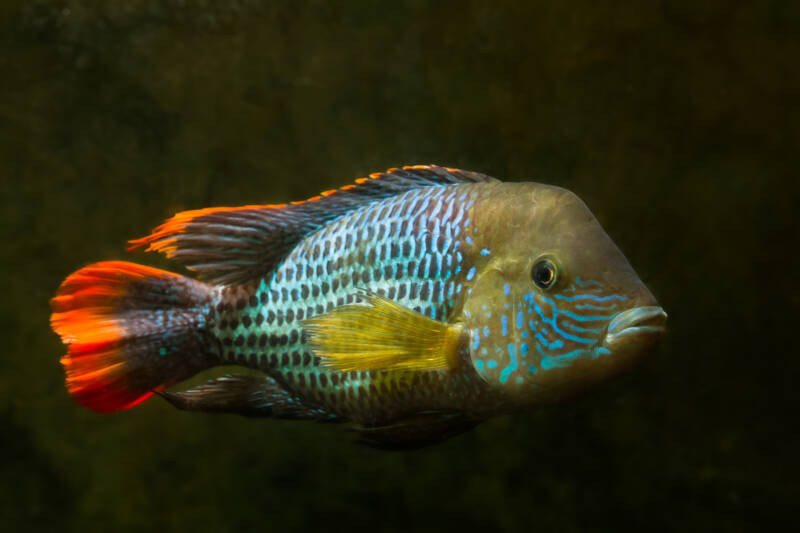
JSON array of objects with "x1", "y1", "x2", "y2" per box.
[{"x1": 603, "y1": 306, "x2": 667, "y2": 346}]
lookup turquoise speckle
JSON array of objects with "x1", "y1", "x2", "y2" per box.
[
  {"x1": 501, "y1": 315, "x2": 508, "y2": 336},
  {"x1": 549, "y1": 339, "x2": 564, "y2": 350},
  {"x1": 480, "y1": 248, "x2": 491, "y2": 256},
  {"x1": 523, "y1": 292, "x2": 534, "y2": 304},
  {"x1": 466, "y1": 266, "x2": 476, "y2": 280},
  {"x1": 487, "y1": 359, "x2": 498, "y2": 369},
  {"x1": 503, "y1": 283, "x2": 510, "y2": 295},
  {"x1": 158, "y1": 347, "x2": 167, "y2": 356}
]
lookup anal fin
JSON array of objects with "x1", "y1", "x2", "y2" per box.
[{"x1": 160, "y1": 374, "x2": 339, "y2": 421}]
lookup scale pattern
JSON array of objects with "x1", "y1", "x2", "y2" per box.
[{"x1": 211, "y1": 184, "x2": 485, "y2": 423}]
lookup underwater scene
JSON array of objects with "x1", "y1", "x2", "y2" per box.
[{"x1": 2, "y1": 1, "x2": 797, "y2": 532}]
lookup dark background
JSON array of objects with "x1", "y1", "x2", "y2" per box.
[{"x1": 1, "y1": 1, "x2": 797, "y2": 531}]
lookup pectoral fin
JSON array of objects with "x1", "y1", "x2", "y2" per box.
[{"x1": 303, "y1": 291, "x2": 467, "y2": 372}]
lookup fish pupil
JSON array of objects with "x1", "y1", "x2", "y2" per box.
[{"x1": 532, "y1": 260, "x2": 556, "y2": 289}]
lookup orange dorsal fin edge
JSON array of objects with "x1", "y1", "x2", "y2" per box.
[{"x1": 128, "y1": 165, "x2": 497, "y2": 286}]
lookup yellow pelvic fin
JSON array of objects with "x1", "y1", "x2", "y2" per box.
[{"x1": 302, "y1": 291, "x2": 465, "y2": 372}]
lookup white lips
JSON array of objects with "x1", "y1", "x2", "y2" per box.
[{"x1": 604, "y1": 306, "x2": 667, "y2": 345}]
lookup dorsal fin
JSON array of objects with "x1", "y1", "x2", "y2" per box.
[{"x1": 128, "y1": 165, "x2": 496, "y2": 285}]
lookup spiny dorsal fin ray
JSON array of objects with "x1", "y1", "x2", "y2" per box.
[
  {"x1": 129, "y1": 165, "x2": 496, "y2": 285},
  {"x1": 303, "y1": 290, "x2": 468, "y2": 372}
]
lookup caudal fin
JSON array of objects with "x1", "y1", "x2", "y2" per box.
[{"x1": 50, "y1": 261, "x2": 219, "y2": 413}]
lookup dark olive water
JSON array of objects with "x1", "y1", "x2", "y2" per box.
[{"x1": 2, "y1": 1, "x2": 797, "y2": 532}]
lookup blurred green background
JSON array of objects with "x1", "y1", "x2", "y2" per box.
[{"x1": 1, "y1": 1, "x2": 797, "y2": 531}]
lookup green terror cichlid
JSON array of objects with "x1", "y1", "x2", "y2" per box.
[{"x1": 51, "y1": 165, "x2": 666, "y2": 448}]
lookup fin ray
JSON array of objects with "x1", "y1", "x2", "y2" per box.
[
  {"x1": 303, "y1": 290, "x2": 468, "y2": 372},
  {"x1": 51, "y1": 261, "x2": 218, "y2": 413},
  {"x1": 356, "y1": 412, "x2": 481, "y2": 450},
  {"x1": 161, "y1": 374, "x2": 339, "y2": 421},
  {"x1": 129, "y1": 165, "x2": 496, "y2": 285}
]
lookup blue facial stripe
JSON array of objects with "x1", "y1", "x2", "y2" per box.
[
  {"x1": 563, "y1": 322, "x2": 603, "y2": 334},
  {"x1": 539, "y1": 346, "x2": 611, "y2": 370},
  {"x1": 575, "y1": 303, "x2": 617, "y2": 311},
  {"x1": 499, "y1": 343, "x2": 518, "y2": 384},
  {"x1": 474, "y1": 282, "x2": 626, "y2": 381},
  {"x1": 534, "y1": 303, "x2": 595, "y2": 345},
  {"x1": 540, "y1": 297, "x2": 618, "y2": 322},
  {"x1": 554, "y1": 293, "x2": 627, "y2": 302}
]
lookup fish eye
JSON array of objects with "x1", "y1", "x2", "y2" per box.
[{"x1": 531, "y1": 258, "x2": 558, "y2": 290}]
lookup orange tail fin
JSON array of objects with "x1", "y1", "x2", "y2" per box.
[{"x1": 50, "y1": 261, "x2": 219, "y2": 413}]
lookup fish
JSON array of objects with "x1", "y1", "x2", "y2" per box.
[{"x1": 50, "y1": 165, "x2": 666, "y2": 449}]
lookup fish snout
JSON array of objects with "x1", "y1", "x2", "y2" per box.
[{"x1": 603, "y1": 306, "x2": 667, "y2": 347}]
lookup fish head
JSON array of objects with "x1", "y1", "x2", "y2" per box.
[{"x1": 459, "y1": 183, "x2": 666, "y2": 405}]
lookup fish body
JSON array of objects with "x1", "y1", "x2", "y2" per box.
[{"x1": 51, "y1": 166, "x2": 666, "y2": 448}]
